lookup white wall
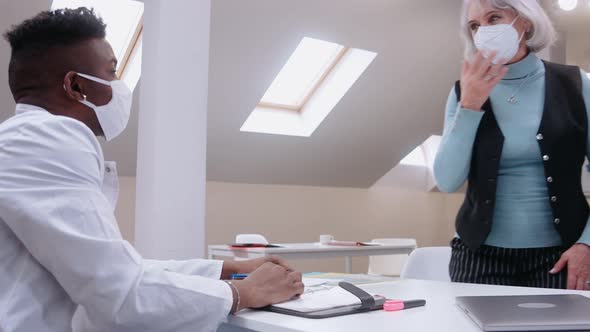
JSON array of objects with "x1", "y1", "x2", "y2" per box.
[
  {"x1": 0, "y1": 0, "x2": 50, "y2": 121},
  {"x1": 566, "y1": 29, "x2": 590, "y2": 71},
  {"x1": 115, "y1": 178, "x2": 463, "y2": 273}
]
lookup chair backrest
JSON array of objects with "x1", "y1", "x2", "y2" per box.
[
  {"x1": 235, "y1": 234, "x2": 269, "y2": 244},
  {"x1": 367, "y1": 238, "x2": 417, "y2": 277},
  {"x1": 400, "y1": 246, "x2": 451, "y2": 282}
]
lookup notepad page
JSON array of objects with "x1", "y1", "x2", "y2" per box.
[
  {"x1": 303, "y1": 278, "x2": 339, "y2": 288},
  {"x1": 273, "y1": 286, "x2": 366, "y2": 313},
  {"x1": 302, "y1": 278, "x2": 341, "y2": 294}
]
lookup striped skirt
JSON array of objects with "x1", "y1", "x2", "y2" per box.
[{"x1": 449, "y1": 238, "x2": 567, "y2": 289}]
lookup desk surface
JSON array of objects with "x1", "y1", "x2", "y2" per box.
[
  {"x1": 227, "y1": 279, "x2": 590, "y2": 332},
  {"x1": 208, "y1": 242, "x2": 415, "y2": 254}
]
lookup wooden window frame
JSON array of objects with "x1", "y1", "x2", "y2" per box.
[
  {"x1": 258, "y1": 46, "x2": 350, "y2": 112},
  {"x1": 116, "y1": 14, "x2": 143, "y2": 79}
]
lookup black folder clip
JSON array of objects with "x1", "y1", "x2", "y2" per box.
[{"x1": 261, "y1": 282, "x2": 386, "y2": 319}]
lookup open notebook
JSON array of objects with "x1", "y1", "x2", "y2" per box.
[{"x1": 262, "y1": 280, "x2": 386, "y2": 318}]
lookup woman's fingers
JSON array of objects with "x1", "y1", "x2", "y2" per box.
[
  {"x1": 483, "y1": 61, "x2": 507, "y2": 83},
  {"x1": 470, "y1": 51, "x2": 486, "y2": 74},
  {"x1": 487, "y1": 61, "x2": 505, "y2": 77},
  {"x1": 459, "y1": 51, "x2": 507, "y2": 111},
  {"x1": 468, "y1": 51, "x2": 484, "y2": 75},
  {"x1": 465, "y1": 51, "x2": 503, "y2": 82},
  {"x1": 476, "y1": 51, "x2": 498, "y2": 79},
  {"x1": 462, "y1": 60, "x2": 470, "y2": 76},
  {"x1": 487, "y1": 66, "x2": 509, "y2": 86}
]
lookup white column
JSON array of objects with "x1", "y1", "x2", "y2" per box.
[{"x1": 135, "y1": 0, "x2": 211, "y2": 259}]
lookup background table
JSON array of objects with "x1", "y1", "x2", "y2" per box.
[
  {"x1": 223, "y1": 279, "x2": 590, "y2": 332},
  {"x1": 208, "y1": 242, "x2": 416, "y2": 273}
]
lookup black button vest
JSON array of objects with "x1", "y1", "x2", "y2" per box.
[{"x1": 454, "y1": 61, "x2": 589, "y2": 251}]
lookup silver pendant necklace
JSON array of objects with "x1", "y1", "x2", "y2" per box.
[{"x1": 507, "y1": 72, "x2": 534, "y2": 104}]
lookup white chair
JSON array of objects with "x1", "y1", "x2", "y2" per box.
[
  {"x1": 400, "y1": 246, "x2": 452, "y2": 282},
  {"x1": 235, "y1": 234, "x2": 269, "y2": 244},
  {"x1": 367, "y1": 238, "x2": 417, "y2": 277}
]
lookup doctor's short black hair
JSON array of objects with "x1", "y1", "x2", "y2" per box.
[
  {"x1": 4, "y1": 7, "x2": 106, "y2": 95},
  {"x1": 4, "y1": 7, "x2": 106, "y2": 54}
]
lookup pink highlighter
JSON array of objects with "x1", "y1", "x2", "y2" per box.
[{"x1": 383, "y1": 299, "x2": 426, "y2": 311}]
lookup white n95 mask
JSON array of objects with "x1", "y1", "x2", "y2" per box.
[
  {"x1": 473, "y1": 16, "x2": 523, "y2": 64},
  {"x1": 77, "y1": 72, "x2": 133, "y2": 141}
]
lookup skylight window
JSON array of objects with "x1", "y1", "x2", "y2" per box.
[
  {"x1": 400, "y1": 146, "x2": 427, "y2": 167},
  {"x1": 51, "y1": 0, "x2": 143, "y2": 91},
  {"x1": 241, "y1": 37, "x2": 377, "y2": 137},
  {"x1": 400, "y1": 135, "x2": 442, "y2": 168},
  {"x1": 260, "y1": 38, "x2": 346, "y2": 110}
]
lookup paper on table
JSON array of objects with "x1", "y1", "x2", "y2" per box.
[
  {"x1": 302, "y1": 278, "x2": 341, "y2": 294},
  {"x1": 326, "y1": 240, "x2": 382, "y2": 246},
  {"x1": 303, "y1": 278, "x2": 341, "y2": 287},
  {"x1": 273, "y1": 285, "x2": 374, "y2": 313}
]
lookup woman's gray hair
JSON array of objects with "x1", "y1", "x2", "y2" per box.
[{"x1": 461, "y1": 0, "x2": 557, "y2": 59}]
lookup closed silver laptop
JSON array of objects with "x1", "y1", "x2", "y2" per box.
[{"x1": 456, "y1": 294, "x2": 590, "y2": 331}]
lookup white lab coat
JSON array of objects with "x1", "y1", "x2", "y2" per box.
[{"x1": 0, "y1": 104, "x2": 233, "y2": 332}]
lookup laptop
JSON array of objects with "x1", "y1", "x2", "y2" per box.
[{"x1": 456, "y1": 294, "x2": 590, "y2": 331}]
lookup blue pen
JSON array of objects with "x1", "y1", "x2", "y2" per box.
[{"x1": 230, "y1": 273, "x2": 249, "y2": 280}]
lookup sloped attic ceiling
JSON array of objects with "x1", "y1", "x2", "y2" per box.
[
  {"x1": 0, "y1": 0, "x2": 464, "y2": 188},
  {"x1": 206, "y1": 0, "x2": 463, "y2": 187}
]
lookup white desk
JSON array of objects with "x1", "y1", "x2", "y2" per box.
[
  {"x1": 225, "y1": 279, "x2": 590, "y2": 332},
  {"x1": 207, "y1": 243, "x2": 416, "y2": 273}
]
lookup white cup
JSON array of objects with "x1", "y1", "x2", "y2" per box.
[{"x1": 319, "y1": 234, "x2": 334, "y2": 244}]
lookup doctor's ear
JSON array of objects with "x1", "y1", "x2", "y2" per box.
[{"x1": 63, "y1": 71, "x2": 86, "y2": 102}]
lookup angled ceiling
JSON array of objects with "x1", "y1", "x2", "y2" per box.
[
  {"x1": 206, "y1": 0, "x2": 463, "y2": 187},
  {"x1": 1, "y1": 0, "x2": 588, "y2": 188}
]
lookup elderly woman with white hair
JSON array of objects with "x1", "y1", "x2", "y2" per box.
[{"x1": 434, "y1": 0, "x2": 590, "y2": 290}]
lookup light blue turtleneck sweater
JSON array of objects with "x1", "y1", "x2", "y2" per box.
[{"x1": 434, "y1": 53, "x2": 590, "y2": 248}]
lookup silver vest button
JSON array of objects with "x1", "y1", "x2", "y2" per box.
[
  {"x1": 547, "y1": 177, "x2": 553, "y2": 183},
  {"x1": 551, "y1": 196, "x2": 557, "y2": 202},
  {"x1": 543, "y1": 155, "x2": 550, "y2": 161},
  {"x1": 536, "y1": 134, "x2": 544, "y2": 140},
  {"x1": 554, "y1": 218, "x2": 561, "y2": 224}
]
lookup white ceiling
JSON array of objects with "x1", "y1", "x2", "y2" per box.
[
  {"x1": 206, "y1": 0, "x2": 463, "y2": 187},
  {"x1": 1, "y1": 0, "x2": 588, "y2": 187}
]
